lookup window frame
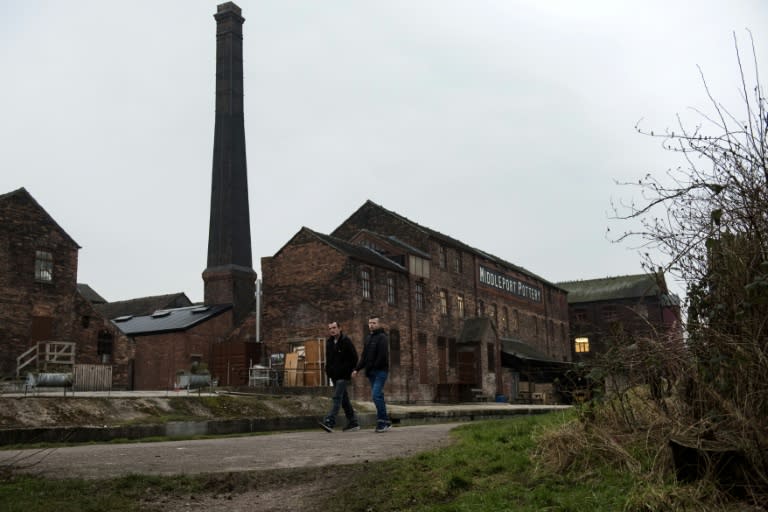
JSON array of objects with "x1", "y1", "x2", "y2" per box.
[
  {"x1": 361, "y1": 268, "x2": 372, "y2": 300},
  {"x1": 575, "y1": 337, "x2": 590, "y2": 353},
  {"x1": 386, "y1": 275, "x2": 397, "y2": 306},
  {"x1": 439, "y1": 289, "x2": 448, "y2": 316},
  {"x1": 35, "y1": 250, "x2": 53, "y2": 283},
  {"x1": 415, "y1": 282, "x2": 425, "y2": 311}
]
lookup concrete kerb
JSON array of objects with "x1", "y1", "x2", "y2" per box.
[{"x1": 0, "y1": 393, "x2": 570, "y2": 446}]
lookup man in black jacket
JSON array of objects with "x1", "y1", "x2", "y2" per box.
[
  {"x1": 320, "y1": 321, "x2": 360, "y2": 432},
  {"x1": 352, "y1": 315, "x2": 391, "y2": 432}
]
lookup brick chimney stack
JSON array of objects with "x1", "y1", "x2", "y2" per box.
[{"x1": 203, "y1": 2, "x2": 256, "y2": 325}]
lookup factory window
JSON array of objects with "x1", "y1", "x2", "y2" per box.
[
  {"x1": 602, "y1": 306, "x2": 618, "y2": 323},
  {"x1": 454, "y1": 251, "x2": 462, "y2": 273},
  {"x1": 361, "y1": 269, "x2": 371, "y2": 299},
  {"x1": 574, "y1": 309, "x2": 588, "y2": 325},
  {"x1": 439, "y1": 290, "x2": 448, "y2": 316},
  {"x1": 386, "y1": 276, "x2": 397, "y2": 305},
  {"x1": 35, "y1": 250, "x2": 53, "y2": 282},
  {"x1": 456, "y1": 295, "x2": 465, "y2": 318},
  {"x1": 438, "y1": 245, "x2": 447, "y2": 269},
  {"x1": 575, "y1": 337, "x2": 590, "y2": 353},
  {"x1": 97, "y1": 330, "x2": 113, "y2": 364},
  {"x1": 409, "y1": 255, "x2": 430, "y2": 278},
  {"x1": 501, "y1": 307, "x2": 509, "y2": 333},
  {"x1": 415, "y1": 282, "x2": 425, "y2": 311}
]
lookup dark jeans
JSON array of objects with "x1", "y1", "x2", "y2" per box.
[
  {"x1": 324, "y1": 378, "x2": 357, "y2": 427},
  {"x1": 367, "y1": 370, "x2": 389, "y2": 426}
]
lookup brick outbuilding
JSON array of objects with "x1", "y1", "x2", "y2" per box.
[{"x1": 0, "y1": 188, "x2": 133, "y2": 387}]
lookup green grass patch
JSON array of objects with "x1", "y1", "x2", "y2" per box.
[{"x1": 322, "y1": 411, "x2": 634, "y2": 511}]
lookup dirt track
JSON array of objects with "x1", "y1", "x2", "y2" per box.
[{"x1": 5, "y1": 422, "x2": 461, "y2": 480}]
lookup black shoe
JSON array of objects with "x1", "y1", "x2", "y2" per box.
[
  {"x1": 375, "y1": 422, "x2": 392, "y2": 433},
  {"x1": 319, "y1": 421, "x2": 334, "y2": 433},
  {"x1": 342, "y1": 422, "x2": 360, "y2": 432}
]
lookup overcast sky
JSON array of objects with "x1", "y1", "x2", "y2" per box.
[{"x1": 2, "y1": 1, "x2": 766, "y2": 303}]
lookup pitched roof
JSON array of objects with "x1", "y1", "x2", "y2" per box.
[
  {"x1": 500, "y1": 338, "x2": 561, "y2": 364},
  {"x1": 111, "y1": 304, "x2": 232, "y2": 336},
  {"x1": 0, "y1": 187, "x2": 81, "y2": 248},
  {"x1": 94, "y1": 292, "x2": 193, "y2": 320},
  {"x1": 283, "y1": 227, "x2": 407, "y2": 272},
  {"x1": 355, "y1": 229, "x2": 432, "y2": 259},
  {"x1": 77, "y1": 283, "x2": 107, "y2": 304},
  {"x1": 557, "y1": 273, "x2": 672, "y2": 303},
  {"x1": 336, "y1": 200, "x2": 563, "y2": 290}
]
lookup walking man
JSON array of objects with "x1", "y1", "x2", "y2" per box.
[
  {"x1": 320, "y1": 321, "x2": 360, "y2": 432},
  {"x1": 352, "y1": 315, "x2": 391, "y2": 432}
]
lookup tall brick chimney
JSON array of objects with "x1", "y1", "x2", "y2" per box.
[{"x1": 202, "y1": 2, "x2": 256, "y2": 325}]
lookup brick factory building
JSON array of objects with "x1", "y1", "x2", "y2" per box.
[
  {"x1": 261, "y1": 200, "x2": 571, "y2": 403},
  {"x1": 0, "y1": 188, "x2": 134, "y2": 388},
  {"x1": 558, "y1": 272, "x2": 682, "y2": 364}
]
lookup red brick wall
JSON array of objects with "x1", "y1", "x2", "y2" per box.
[
  {"x1": 569, "y1": 296, "x2": 676, "y2": 362},
  {"x1": 0, "y1": 190, "x2": 133, "y2": 385},
  {"x1": 132, "y1": 310, "x2": 233, "y2": 390},
  {"x1": 261, "y1": 218, "x2": 570, "y2": 403}
]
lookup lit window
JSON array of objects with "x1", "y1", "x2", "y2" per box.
[
  {"x1": 415, "y1": 282, "x2": 425, "y2": 311},
  {"x1": 456, "y1": 295, "x2": 465, "y2": 318},
  {"x1": 387, "y1": 276, "x2": 396, "y2": 305},
  {"x1": 575, "y1": 337, "x2": 590, "y2": 353},
  {"x1": 361, "y1": 269, "x2": 371, "y2": 299},
  {"x1": 440, "y1": 290, "x2": 448, "y2": 315},
  {"x1": 35, "y1": 250, "x2": 53, "y2": 282}
]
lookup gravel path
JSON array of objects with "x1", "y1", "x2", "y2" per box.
[{"x1": 5, "y1": 422, "x2": 461, "y2": 480}]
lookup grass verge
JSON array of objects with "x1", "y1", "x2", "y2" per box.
[{"x1": 2, "y1": 410, "x2": 748, "y2": 511}]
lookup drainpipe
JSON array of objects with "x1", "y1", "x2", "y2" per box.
[{"x1": 255, "y1": 279, "x2": 262, "y2": 342}]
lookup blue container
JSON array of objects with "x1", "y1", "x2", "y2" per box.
[{"x1": 495, "y1": 394, "x2": 507, "y2": 403}]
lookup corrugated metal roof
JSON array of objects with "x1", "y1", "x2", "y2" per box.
[{"x1": 112, "y1": 304, "x2": 232, "y2": 336}]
